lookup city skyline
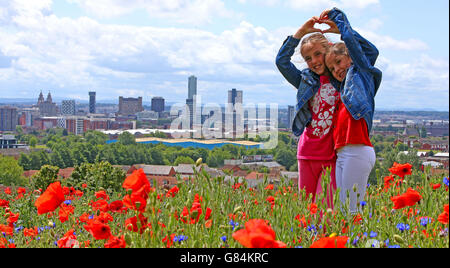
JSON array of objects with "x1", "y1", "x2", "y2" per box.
[{"x1": 0, "y1": 0, "x2": 448, "y2": 111}]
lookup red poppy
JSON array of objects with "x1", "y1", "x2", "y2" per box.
[
  {"x1": 4, "y1": 187, "x2": 11, "y2": 195},
  {"x1": 265, "y1": 184, "x2": 274, "y2": 190},
  {"x1": 104, "y1": 235, "x2": 126, "y2": 248},
  {"x1": 123, "y1": 192, "x2": 147, "y2": 212},
  {"x1": 34, "y1": 181, "x2": 65, "y2": 215},
  {"x1": 162, "y1": 234, "x2": 176, "y2": 248},
  {"x1": 95, "y1": 190, "x2": 110, "y2": 200},
  {"x1": 125, "y1": 213, "x2": 149, "y2": 234},
  {"x1": 432, "y1": 183, "x2": 441, "y2": 190},
  {"x1": 57, "y1": 229, "x2": 78, "y2": 248},
  {"x1": 7, "y1": 212, "x2": 19, "y2": 227},
  {"x1": 122, "y1": 168, "x2": 150, "y2": 192},
  {"x1": 91, "y1": 199, "x2": 110, "y2": 212},
  {"x1": 438, "y1": 204, "x2": 449, "y2": 225},
  {"x1": 58, "y1": 203, "x2": 74, "y2": 223},
  {"x1": 84, "y1": 220, "x2": 112, "y2": 240},
  {"x1": 205, "y1": 207, "x2": 212, "y2": 221},
  {"x1": 0, "y1": 224, "x2": 13, "y2": 236},
  {"x1": 391, "y1": 188, "x2": 422, "y2": 209},
  {"x1": 389, "y1": 162, "x2": 412, "y2": 178},
  {"x1": 310, "y1": 236, "x2": 349, "y2": 248},
  {"x1": 0, "y1": 199, "x2": 9, "y2": 208},
  {"x1": 23, "y1": 227, "x2": 38, "y2": 238},
  {"x1": 308, "y1": 203, "x2": 318, "y2": 214},
  {"x1": 232, "y1": 219, "x2": 287, "y2": 248},
  {"x1": 109, "y1": 200, "x2": 124, "y2": 213},
  {"x1": 166, "y1": 185, "x2": 179, "y2": 198}
]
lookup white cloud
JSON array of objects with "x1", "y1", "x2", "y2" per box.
[{"x1": 68, "y1": 0, "x2": 237, "y2": 26}]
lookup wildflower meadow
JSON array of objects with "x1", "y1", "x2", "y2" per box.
[{"x1": 0, "y1": 159, "x2": 448, "y2": 249}]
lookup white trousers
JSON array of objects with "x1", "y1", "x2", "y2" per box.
[{"x1": 336, "y1": 145, "x2": 376, "y2": 214}]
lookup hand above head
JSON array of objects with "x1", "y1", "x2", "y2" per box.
[
  {"x1": 293, "y1": 16, "x2": 322, "y2": 39},
  {"x1": 318, "y1": 9, "x2": 340, "y2": 34}
]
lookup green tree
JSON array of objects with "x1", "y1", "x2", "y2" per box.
[
  {"x1": 174, "y1": 156, "x2": 195, "y2": 166},
  {"x1": 118, "y1": 131, "x2": 136, "y2": 145},
  {"x1": 67, "y1": 161, "x2": 126, "y2": 193},
  {"x1": 32, "y1": 165, "x2": 60, "y2": 190},
  {"x1": 18, "y1": 153, "x2": 32, "y2": 171},
  {"x1": 0, "y1": 155, "x2": 27, "y2": 186},
  {"x1": 29, "y1": 136, "x2": 38, "y2": 148}
]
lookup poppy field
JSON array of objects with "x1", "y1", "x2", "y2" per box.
[{"x1": 0, "y1": 160, "x2": 448, "y2": 248}]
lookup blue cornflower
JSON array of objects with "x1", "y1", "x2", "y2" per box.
[
  {"x1": 443, "y1": 177, "x2": 449, "y2": 187},
  {"x1": 221, "y1": 236, "x2": 227, "y2": 242},
  {"x1": 396, "y1": 223, "x2": 410, "y2": 232},
  {"x1": 307, "y1": 225, "x2": 317, "y2": 233},
  {"x1": 420, "y1": 217, "x2": 432, "y2": 227},
  {"x1": 360, "y1": 201, "x2": 367, "y2": 207},
  {"x1": 352, "y1": 237, "x2": 359, "y2": 246},
  {"x1": 63, "y1": 200, "x2": 72, "y2": 205},
  {"x1": 173, "y1": 235, "x2": 188, "y2": 242},
  {"x1": 369, "y1": 231, "x2": 378, "y2": 238},
  {"x1": 229, "y1": 220, "x2": 239, "y2": 230},
  {"x1": 388, "y1": 245, "x2": 401, "y2": 248}
]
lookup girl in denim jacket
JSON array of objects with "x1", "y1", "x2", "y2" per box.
[
  {"x1": 275, "y1": 17, "x2": 340, "y2": 208},
  {"x1": 320, "y1": 8, "x2": 382, "y2": 215}
]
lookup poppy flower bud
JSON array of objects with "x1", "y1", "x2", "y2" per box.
[
  {"x1": 233, "y1": 206, "x2": 243, "y2": 214},
  {"x1": 125, "y1": 233, "x2": 132, "y2": 245},
  {"x1": 393, "y1": 234, "x2": 404, "y2": 244},
  {"x1": 196, "y1": 158, "x2": 203, "y2": 167}
]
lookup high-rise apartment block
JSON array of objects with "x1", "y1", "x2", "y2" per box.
[
  {"x1": 89, "y1": 92, "x2": 96, "y2": 114},
  {"x1": 118, "y1": 96, "x2": 144, "y2": 116},
  {"x1": 151, "y1": 97, "x2": 165, "y2": 113},
  {"x1": 61, "y1": 100, "x2": 76, "y2": 115},
  {"x1": 0, "y1": 106, "x2": 18, "y2": 132}
]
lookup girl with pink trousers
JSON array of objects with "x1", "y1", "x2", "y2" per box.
[{"x1": 276, "y1": 17, "x2": 340, "y2": 207}]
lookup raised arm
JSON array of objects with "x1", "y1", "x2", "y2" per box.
[
  {"x1": 320, "y1": 8, "x2": 379, "y2": 70},
  {"x1": 275, "y1": 17, "x2": 322, "y2": 89}
]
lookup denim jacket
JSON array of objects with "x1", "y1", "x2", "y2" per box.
[
  {"x1": 328, "y1": 8, "x2": 382, "y2": 133},
  {"x1": 275, "y1": 36, "x2": 340, "y2": 136}
]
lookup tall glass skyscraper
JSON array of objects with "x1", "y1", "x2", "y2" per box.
[{"x1": 89, "y1": 92, "x2": 96, "y2": 114}]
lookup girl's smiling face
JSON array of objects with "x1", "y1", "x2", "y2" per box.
[
  {"x1": 325, "y1": 53, "x2": 352, "y2": 82},
  {"x1": 301, "y1": 42, "x2": 329, "y2": 76}
]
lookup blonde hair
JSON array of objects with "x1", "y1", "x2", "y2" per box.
[
  {"x1": 300, "y1": 33, "x2": 331, "y2": 56},
  {"x1": 328, "y1": 42, "x2": 349, "y2": 58}
]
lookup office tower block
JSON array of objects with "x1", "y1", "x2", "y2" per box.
[
  {"x1": 151, "y1": 97, "x2": 165, "y2": 113},
  {"x1": 118, "y1": 96, "x2": 144, "y2": 116},
  {"x1": 89, "y1": 92, "x2": 96, "y2": 114},
  {"x1": 188, "y1": 75, "x2": 197, "y2": 100},
  {"x1": 0, "y1": 106, "x2": 18, "y2": 132}
]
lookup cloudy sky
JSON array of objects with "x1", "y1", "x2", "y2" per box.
[{"x1": 0, "y1": 0, "x2": 448, "y2": 111}]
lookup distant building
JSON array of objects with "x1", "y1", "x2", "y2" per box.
[
  {"x1": 118, "y1": 96, "x2": 144, "y2": 116},
  {"x1": 186, "y1": 76, "x2": 198, "y2": 129},
  {"x1": 228, "y1": 88, "x2": 243, "y2": 105},
  {"x1": 188, "y1": 75, "x2": 197, "y2": 100},
  {"x1": 0, "y1": 106, "x2": 18, "y2": 132},
  {"x1": 89, "y1": 92, "x2": 96, "y2": 114},
  {"x1": 151, "y1": 97, "x2": 165, "y2": 113},
  {"x1": 61, "y1": 100, "x2": 76, "y2": 115},
  {"x1": 37, "y1": 91, "x2": 57, "y2": 116},
  {"x1": 0, "y1": 135, "x2": 21, "y2": 149},
  {"x1": 287, "y1": 105, "x2": 295, "y2": 130}
]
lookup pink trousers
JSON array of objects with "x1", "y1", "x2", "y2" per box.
[{"x1": 297, "y1": 158, "x2": 337, "y2": 209}]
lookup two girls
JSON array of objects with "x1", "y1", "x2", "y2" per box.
[
  {"x1": 275, "y1": 16, "x2": 340, "y2": 208},
  {"x1": 276, "y1": 8, "x2": 382, "y2": 215}
]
